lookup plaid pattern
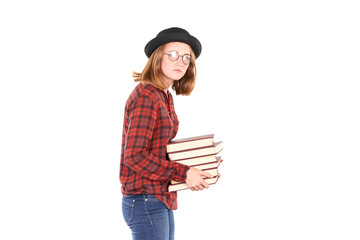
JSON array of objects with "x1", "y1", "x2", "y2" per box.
[{"x1": 120, "y1": 83, "x2": 190, "y2": 210}]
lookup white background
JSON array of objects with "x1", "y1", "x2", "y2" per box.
[{"x1": 1, "y1": 0, "x2": 359, "y2": 239}]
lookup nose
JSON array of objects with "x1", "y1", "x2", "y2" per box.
[{"x1": 175, "y1": 58, "x2": 184, "y2": 67}]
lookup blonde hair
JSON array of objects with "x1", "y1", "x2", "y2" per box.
[{"x1": 133, "y1": 44, "x2": 197, "y2": 96}]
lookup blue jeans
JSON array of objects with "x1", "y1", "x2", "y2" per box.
[{"x1": 122, "y1": 195, "x2": 175, "y2": 240}]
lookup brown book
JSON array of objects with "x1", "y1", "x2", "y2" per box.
[
  {"x1": 168, "y1": 142, "x2": 223, "y2": 161},
  {"x1": 168, "y1": 176, "x2": 219, "y2": 192},
  {"x1": 166, "y1": 134, "x2": 214, "y2": 153}
]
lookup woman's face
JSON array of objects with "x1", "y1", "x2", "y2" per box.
[{"x1": 161, "y1": 42, "x2": 191, "y2": 84}]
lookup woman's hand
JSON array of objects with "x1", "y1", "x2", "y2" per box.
[{"x1": 185, "y1": 167, "x2": 214, "y2": 191}]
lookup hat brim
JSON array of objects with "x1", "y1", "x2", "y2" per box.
[{"x1": 144, "y1": 33, "x2": 202, "y2": 59}]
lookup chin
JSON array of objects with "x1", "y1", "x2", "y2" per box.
[
  {"x1": 172, "y1": 74, "x2": 185, "y2": 81},
  {"x1": 164, "y1": 73, "x2": 185, "y2": 82}
]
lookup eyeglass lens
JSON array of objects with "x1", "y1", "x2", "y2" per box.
[{"x1": 167, "y1": 51, "x2": 191, "y2": 65}]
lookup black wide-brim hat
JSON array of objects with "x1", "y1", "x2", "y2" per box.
[{"x1": 144, "y1": 27, "x2": 202, "y2": 59}]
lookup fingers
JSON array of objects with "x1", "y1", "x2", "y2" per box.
[
  {"x1": 188, "y1": 179, "x2": 209, "y2": 191},
  {"x1": 185, "y1": 167, "x2": 217, "y2": 191}
]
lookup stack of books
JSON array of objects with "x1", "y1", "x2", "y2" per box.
[{"x1": 166, "y1": 134, "x2": 223, "y2": 192}]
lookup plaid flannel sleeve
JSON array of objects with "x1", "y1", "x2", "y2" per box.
[{"x1": 124, "y1": 95, "x2": 189, "y2": 182}]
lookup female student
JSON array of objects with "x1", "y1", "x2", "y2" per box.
[{"x1": 120, "y1": 27, "x2": 213, "y2": 240}]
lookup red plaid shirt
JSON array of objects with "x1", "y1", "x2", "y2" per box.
[{"x1": 120, "y1": 83, "x2": 190, "y2": 210}]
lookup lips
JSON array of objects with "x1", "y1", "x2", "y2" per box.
[{"x1": 173, "y1": 69, "x2": 182, "y2": 73}]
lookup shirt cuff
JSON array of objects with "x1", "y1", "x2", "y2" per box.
[{"x1": 172, "y1": 162, "x2": 190, "y2": 183}]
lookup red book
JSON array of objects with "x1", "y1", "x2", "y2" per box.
[
  {"x1": 168, "y1": 142, "x2": 223, "y2": 161},
  {"x1": 170, "y1": 167, "x2": 219, "y2": 185},
  {"x1": 166, "y1": 134, "x2": 214, "y2": 153},
  {"x1": 190, "y1": 157, "x2": 222, "y2": 170},
  {"x1": 175, "y1": 155, "x2": 221, "y2": 167},
  {"x1": 168, "y1": 176, "x2": 220, "y2": 192}
]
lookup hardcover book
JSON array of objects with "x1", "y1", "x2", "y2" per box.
[
  {"x1": 166, "y1": 134, "x2": 214, "y2": 153},
  {"x1": 166, "y1": 134, "x2": 223, "y2": 192},
  {"x1": 168, "y1": 142, "x2": 223, "y2": 161},
  {"x1": 170, "y1": 167, "x2": 219, "y2": 185},
  {"x1": 168, "y1": 176, "x2": 219, "y2": 192},
  {"x1": 175, "y1": 155, "x2": 220, "y2": 167}
]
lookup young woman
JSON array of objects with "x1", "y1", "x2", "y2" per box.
[{"x1": 120, "y1": 27, "x2": 213, "y2": 240}]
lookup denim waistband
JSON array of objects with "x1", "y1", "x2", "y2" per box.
[{"x1": 123, "y1": 194, "x2": 159, "y2": 202}]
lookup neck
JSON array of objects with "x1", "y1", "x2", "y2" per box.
[
  {"x1": 162, "y1": 77, "x2": 173, "y2": 90},
  {"x1": 162, "y1": 79, "x2": 173, "y2": 96}
]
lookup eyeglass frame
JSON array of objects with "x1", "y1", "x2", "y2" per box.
[{"x1": 163, "y1": 50, "x2": 192, "y2": 65}]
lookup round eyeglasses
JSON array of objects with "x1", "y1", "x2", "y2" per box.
[{"x1": 163, "y1": 50, "x2": 192, "y2": 65}]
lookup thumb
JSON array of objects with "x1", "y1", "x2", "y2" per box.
[{"x1": 200, "y1": 170, "x2": 215, "y2": 178}]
